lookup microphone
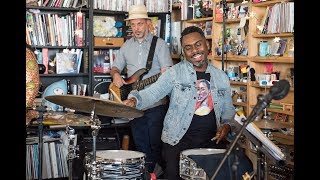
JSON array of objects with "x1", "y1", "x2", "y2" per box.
[
  {"x1": 263, "y1": 79, "x2": 290, "y2": 103},
  {"x1": 249, "y1": 79, "x2": 290, "y2": 122}
]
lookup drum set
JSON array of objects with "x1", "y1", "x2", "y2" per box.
[
  {"x1": 42, "y1": 95, "x2": 255, "y2": 180},
  {"x1": 44, "y1": 95, "x2": 146, "y2": 180}
]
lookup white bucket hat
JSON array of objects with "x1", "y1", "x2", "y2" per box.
[{"x1": 125, "y1": 4, "x2": 150, "y2": 21}]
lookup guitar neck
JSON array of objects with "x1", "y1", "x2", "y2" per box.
[{"x1": 134, "y1": 73, "x2": 161, "y2": 90}]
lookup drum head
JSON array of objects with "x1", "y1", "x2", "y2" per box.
[
  {"x1": 96, "y1": 150, "x2": 145, "y2": 160},
  {"x1": 88, "y1": 150, "x2": 145, "y2": 164},
  {"x1": 182, "y1": 148, "x2": 226, "y2": 156}
]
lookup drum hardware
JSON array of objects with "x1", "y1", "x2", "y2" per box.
[
  {"x1": 84, "y1": 150, "x2": 146, "y2": 179},
  {"x1": 66, "y1": 125, "x2": 79, "y2": 180},
  {"x1": 44, "y1": 95, "x2": 145, "y2": 179},
  {"x1": 88, "y1": 106, "x2": 102, "y2": 180},
  {"x1": 33, "y1": 105, "x2": 48, "y2": 180},
  {"x1": 210, "y1": 80, "x2": 290, "y2": 180}
]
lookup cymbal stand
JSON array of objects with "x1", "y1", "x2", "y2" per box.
[
  {"x1": 87, "y1": 102, "x2": 101, "y2": 180},
  {"x1": 36, "y1": 106, "x2": 47, "y2": 180},
  {"x1": 66, "y1": 125, "x2": 79, "y2": 180}
]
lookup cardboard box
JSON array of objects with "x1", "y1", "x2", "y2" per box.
[{"x1": 94, "y1": 37, "x2": 124, "y2": 47}]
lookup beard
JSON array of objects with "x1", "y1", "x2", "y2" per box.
[{"x1": 193, "y1": 58, "x2": 207, "y2": 67}]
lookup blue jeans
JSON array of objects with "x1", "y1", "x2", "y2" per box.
[{"x1": 130, "y1": 104, "x2": 168, "y2": 172}]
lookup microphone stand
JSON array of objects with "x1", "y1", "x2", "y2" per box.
[
  {"x1": 221, "y1": 0, "x2": 229, "y2": 71},
  {"x1": 210, "y1": 94, "x2": 274, "y2": 180}
]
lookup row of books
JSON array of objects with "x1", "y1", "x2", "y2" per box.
[
  {"x1": 215, "y1": 3, "x2": 249, "y2": 22},
  {"x1": 93, "y1": 49, "x2": 119, "y2": 74},
  {"x1": 26, "y1": 10, "x2": 86, "y2": 47},
  {"x1": 27, "y1": 0, "x2": 87, "y2": 8},
  {"x1": 26, "y1": 141, "x2": 69, "y2": 179},
  {"x1": 36, "y1": 48, "x2": 84, "y2": 74},
  {"x1": 92, "y1": 0, "x2": 169, "y2": 12},
  {"x1": 259, "y1": 2, "x2": 294, "y2": 34}
]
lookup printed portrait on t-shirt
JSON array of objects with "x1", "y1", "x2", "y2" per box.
[{"x1": 195, "y1": 79, "x2": 214, "y2": 116}]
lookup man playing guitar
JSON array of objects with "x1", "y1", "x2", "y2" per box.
[{"x1": 109, "y1": 4, "x2": 173, "y2": 178}]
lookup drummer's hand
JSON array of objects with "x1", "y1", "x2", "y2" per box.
[
  {"x1": 214, "y1": 124, "x2": 231, "y2": 144},
  {"x1": 123, "y1": 98, "x2": 137, "y2": 107}
]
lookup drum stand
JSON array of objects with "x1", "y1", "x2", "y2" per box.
[
  {"x1": 86, "y1": 104, "x2": 102, "y2": 180},
  {"x1": 35, "y1": 106, "x2": 47, "y2": 180},
  {"x1": 66, "y1": 125, "x2": 79, "y2": 180}
]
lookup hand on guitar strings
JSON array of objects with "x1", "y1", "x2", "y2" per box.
[{"x1": 113, "y1": 73, "x2": 127, "y2": 87}]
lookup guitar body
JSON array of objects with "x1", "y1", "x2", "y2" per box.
[{"x1": 109, "y1": 69, "x2": 160, "y2": 103}]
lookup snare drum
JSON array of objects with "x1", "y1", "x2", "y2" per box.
[
  {"x1": 180, "y1": 148, "x2": 226, "y2": 180},
  {"x1": 179, "y1": 148, "x2": 253, "y2": 180},
  {"x1": 84, "y1": 150, "x2": 146, "y2": 179}
]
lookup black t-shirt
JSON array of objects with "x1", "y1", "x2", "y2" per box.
[{"x1": 182, "y1": 71, "x2": 217, "y2": 146}]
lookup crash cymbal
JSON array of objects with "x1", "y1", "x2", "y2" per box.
[
  {"x1": 45, "y1": 95, "x2": 144, "y2": 119},
  {"x1": 253, "y1": 119, "x2": 293, "y2": 129}
]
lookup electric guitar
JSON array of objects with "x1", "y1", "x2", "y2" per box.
[{"x1": 109, "y1": 68, "x2": 160, "y2": 103}]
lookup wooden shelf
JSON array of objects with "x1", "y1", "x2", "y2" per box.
[
  {"x1": 249, "y1": 105, "x2": 294, "y2": 116},
  {"x1": 250, "y1": 84, "x2": 294, "y2": 92},
  {"x1": 233, "y1": 101, "x2": 247, "y2": 107},
  {"x1": 215, "y1": 18, "x2": 241, "y2": 23},
  {"x1": 252, "y1": 33, "x2": 294, "y2": 38},
  {"x1": 214, "y1": 55, "x2": 249, "y2": 62},
  {"x1": 250, "y1": 56, "x2": 294, "y2": 63},
  {"x1": 251, "y1": 0, "x2": 289, "y2": 7},
  {"x1": 172, "y1": 3, "x2": 181, "y2": 10},
  {"x1": 266, "y1": 108, "x2": 294, "y2": 116},
  {"x1": 186, "y1": 17, "x2": 213, "y2": 23},
  {"x1": 272, "y1": 132, "x2": 294, "y2": 145},
  {"x1": 230, "y1": 80, "x2": 247, "y2": 86}
]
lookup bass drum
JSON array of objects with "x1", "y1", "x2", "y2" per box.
[{"x1": 83, "y1": 150, "x2": 146, "y2": 179}]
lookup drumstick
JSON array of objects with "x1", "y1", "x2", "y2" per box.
[{"x1": 211, "y1": 136, "x2": 218, "y2": 141}]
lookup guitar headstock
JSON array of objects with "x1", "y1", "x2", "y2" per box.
[{"x1": 109, "y1": 83, "x2": 123, "y2": 103}]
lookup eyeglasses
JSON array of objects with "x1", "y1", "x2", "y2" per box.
[{"x1": 183, "y1": 41, "x2": 203, "y2": 53}]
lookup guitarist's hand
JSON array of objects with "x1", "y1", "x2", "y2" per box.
[
  {"x1": 113, "y1": 73, "x2": 127, "y2": 87},
  {"x1": 123, "y1": 98, "x2": 137, "y2": 108}
]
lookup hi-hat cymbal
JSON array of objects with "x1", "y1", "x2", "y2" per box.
[
  {"x1": 45, "y1": 95, "x2": 144, "y2": 119},
  {"x1": 253, "y1": 119, "x2": 293, "y2": 129},
  {"x1": 41, "y1": 112, "x2": 91, "y2": 126}
]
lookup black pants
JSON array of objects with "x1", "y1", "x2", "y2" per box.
[{"x1": 130, "y1": 104, "x2": 168, "y2": 172}]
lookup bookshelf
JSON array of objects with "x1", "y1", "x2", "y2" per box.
[
  {"x1": 210, "y1": 0, "x2": 295, "y2": 175},
  {"x1": 211, "y1": 0, "x2": 250, "y2": 116},
  {"x1": 26, "y1": 1, "x2": 169, "y2": 98}
]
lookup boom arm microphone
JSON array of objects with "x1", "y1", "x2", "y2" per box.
[
  {"x1": 249, "y1": 79, "x2": 290, "y2": 123},
  {"x1": 210, "y1": 79, "x2": 290, "y2": 180},
  {"x1": 268, "y1": 79, "x2": 291, "y2": 100}
]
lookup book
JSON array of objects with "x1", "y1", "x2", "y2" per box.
[
  {"x1": 205, "y1": 21, "x2": 212, "y2": 36},
  {"x1": 93, "y1": 52, "x2": 110, "y2": 74},
  {"x1": 149, "y1": 16, "x2": 161, "y2": 37},
  {"x1": 56, "y1": 53, "x2": 79, "y2": 74}
]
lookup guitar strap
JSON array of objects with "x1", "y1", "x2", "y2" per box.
[{"x1": 145, "y1": 36, "x2": 158, "y2": 72}]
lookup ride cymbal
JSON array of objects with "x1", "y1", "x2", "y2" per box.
[{"x1": 45, "y1": 95, "x2": 144, "y2": 119}]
